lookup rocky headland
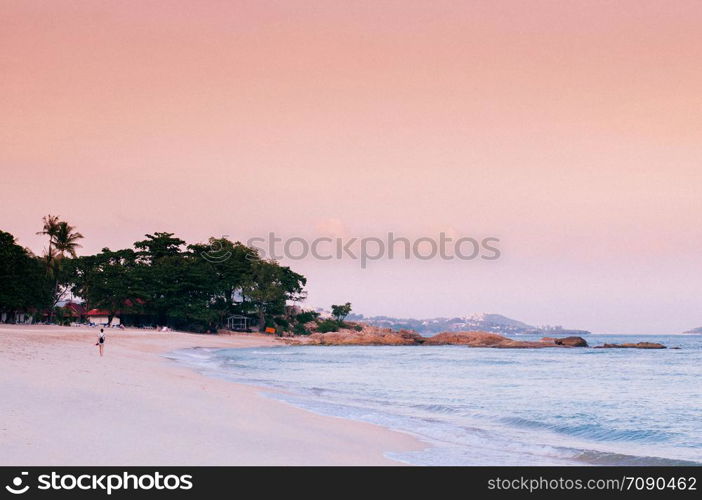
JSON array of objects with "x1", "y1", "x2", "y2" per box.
[
  {"x1": 284, "y1": 325, "x2": 591, "y2": 348},
  {"x1": 283, "y1": 324, "x2": 667, "y2": 349}
]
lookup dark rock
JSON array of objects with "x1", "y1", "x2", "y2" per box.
[
  {"x1": 595, "y1": 342, "x2": 666, "y2": 349},
  {"x1": 554, "y1": 336, "x2": 588, "y2": 347},
  {"x1": 421, "y1": 331, "x2": 586, "y2": 348}
]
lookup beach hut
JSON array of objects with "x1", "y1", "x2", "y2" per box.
[
  {"x1": 62, "y1": 301, "x2": 87, "y2": 322},
  {"x1": 86, "y1": 309, "x2": 120, "y2": 326},
  {"x1": 42, "y1": 301, "x2": 86, "y2": 324},
  {"x1": 226, "y1": 314, "x2": 249, "y2": 331}
]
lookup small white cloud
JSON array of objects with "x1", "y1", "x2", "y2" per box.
[{"x1": 315, "y1": 217, "x2": 348, "y2": 238}]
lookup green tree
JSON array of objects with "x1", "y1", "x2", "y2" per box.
[
  {"x1": 242, "y1": 259, "x2": 307, "y2": 332},
  {"x1": 53, "y1": 221, "x2": 84, "y2": 258},
  {"x1": 6, "y1": 224, "x2": 309, "y2": 333},
  {"x1": 36, "y1": 214, "x2": 61, "y2": 268},
  {"x1": 133, "y1": 233, "x2": 220, "y2": 331},
  {"x1": 331, "y1": 302, "x2": 352, "y2": 323},
  {"x1": 35, "y1": 215, "x2": 84, "y2": 321},
  {"x1": 188, "y1": 237, "x2": 258, "y2": 328},
  {"x1": 69, "y1": 248, "x2": 139, "y2": 326},
  {"x1": 0, "y1": 230, "x2": 51, "y2": 321},
  {"x1": 134, "y1": 232, "x2": 185, "y2": 263}
]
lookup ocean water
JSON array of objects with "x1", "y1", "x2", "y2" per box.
[{"x1": 166, "y1": 334, "x2": 702, "y2": 465}]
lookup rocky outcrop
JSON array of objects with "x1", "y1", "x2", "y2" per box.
[
  {"x1": 425, "y1": 332, "x2": 587, "y2": 348},
  {"x1": 540, "y1": 336, "x2": 588, "y2": 347},
  {"x1": 541, "y1": 337, "x2": 588, "y2": 347},
  {"x1": 288, "y1": 327, "x2": 589, "y2": 348},
  {"x1": 280, "y1": 324, "x2": 679, "y2": 351},
  {"x1": 303, "y1": 326, "x2": 424, "y2": 346},
  {"x1": 423, "y1": 331, "x2": 511, "y2": 346},
  {"x1": 423, "y1": 331, "x2": 528, "y2": 347},
  {"x1": 554, "y1": 336, "x2": 589, "y2": 347},
  {"x1": 595, "y1": 342, "x2": 666, "y2": 349}
]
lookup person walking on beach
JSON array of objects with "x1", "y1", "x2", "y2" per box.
[{"x1": 96, "y1": 328, "x2": 105, "y2": 357}]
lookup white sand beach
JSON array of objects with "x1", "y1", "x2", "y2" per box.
[{"x1": 0, "y1": 325, "x2": 421, "y2": 465}]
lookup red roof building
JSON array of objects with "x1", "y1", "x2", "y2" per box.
[{"x1": 86, "y1": 308, "x2": 111, "y2": 317}]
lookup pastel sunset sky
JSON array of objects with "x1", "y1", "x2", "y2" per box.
[{"x1": 2, "y1": 1, "x2": 701, "y2": 333}]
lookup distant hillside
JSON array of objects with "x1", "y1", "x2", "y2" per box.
[
  {"x1": 683, "y1": 327, "x2": 702, "y2": 334},
  {"x1": 347, "y1": 312, "x2": 590, "y2": 336}
]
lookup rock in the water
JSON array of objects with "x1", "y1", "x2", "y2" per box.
[
  {"x1": 554, "y1": 336, "x2": 588, "y2": 347},
  {"x1": 282, "y1": 326, "x2": 596, "y2": 350},
  {"x1": 424, "y1": 331, "x2": 510, "y2": 346},
  {"x1": 423, "y1": 331, "x2": 587, "y2": 348},
  {"x1": 595, "y1": 342, "x2": 666, "y2": 349},
  {"x1": 305, "y1": 326, "x2": 424, "y2": 346}
]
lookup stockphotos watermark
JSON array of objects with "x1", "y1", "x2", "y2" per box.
[
  {"x1": 202, "y1": 232, "x2": 501, "y2": 268},
  {"x1": 4, "y1": 470, "x2": 193, "y2": 495}
]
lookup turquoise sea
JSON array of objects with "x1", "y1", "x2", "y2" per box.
[{"x1": 167, "y1": 334, "x2": 702, "y2": 465}]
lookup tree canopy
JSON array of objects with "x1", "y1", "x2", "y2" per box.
[
  {"x1": 331, "y1": 302, "x2": 352, "y2": 322},
  {"x1": 2, "y1": 218, "x2": 311, "y2": 333},
  {"x1": 0, "y1": 230, "x2": 51, "y2": 318}
]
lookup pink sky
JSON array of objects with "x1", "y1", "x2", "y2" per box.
[{"x1": 2, "y1": 1, "x2": 701, "y2": 332}]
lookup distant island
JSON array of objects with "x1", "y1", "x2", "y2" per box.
[
  {"x1": 683, "y1": 327, "x2": 702, "y2": 334},
  {"x1": 345, "y1": 312, "x2": 591, "y2": 336}
]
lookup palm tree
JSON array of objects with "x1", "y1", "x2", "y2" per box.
[
  {"x1": 53, "y1": 221, "x2": 84, "y2": 259},
  {"x1": 36, "y1": 215, "x2": 84, "y2": 322},
  {"x1": 36, "y1": 214, "x2": 61, "y2": 266}
]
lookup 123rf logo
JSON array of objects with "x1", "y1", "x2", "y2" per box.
[{"x1": 4, "y1": 471, "x2": 193, "y2": 495}]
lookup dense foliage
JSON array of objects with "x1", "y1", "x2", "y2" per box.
[
  {"x1": 0, "y1": 230, "x2": 52, "y2": 320},
  {"x1": 68, "y1": 232, "x2": 307, "y2": 332},
  {"x1": 0, "y1": 218, "x2": 308, "y2": 333}
]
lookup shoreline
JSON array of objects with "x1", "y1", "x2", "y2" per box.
[
  {"x1": 0, "y1": 324, "x2": 423, "y2": 465},
  {"x1": 170, "y1": 333, "x2": 702, "y2": 467}
]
